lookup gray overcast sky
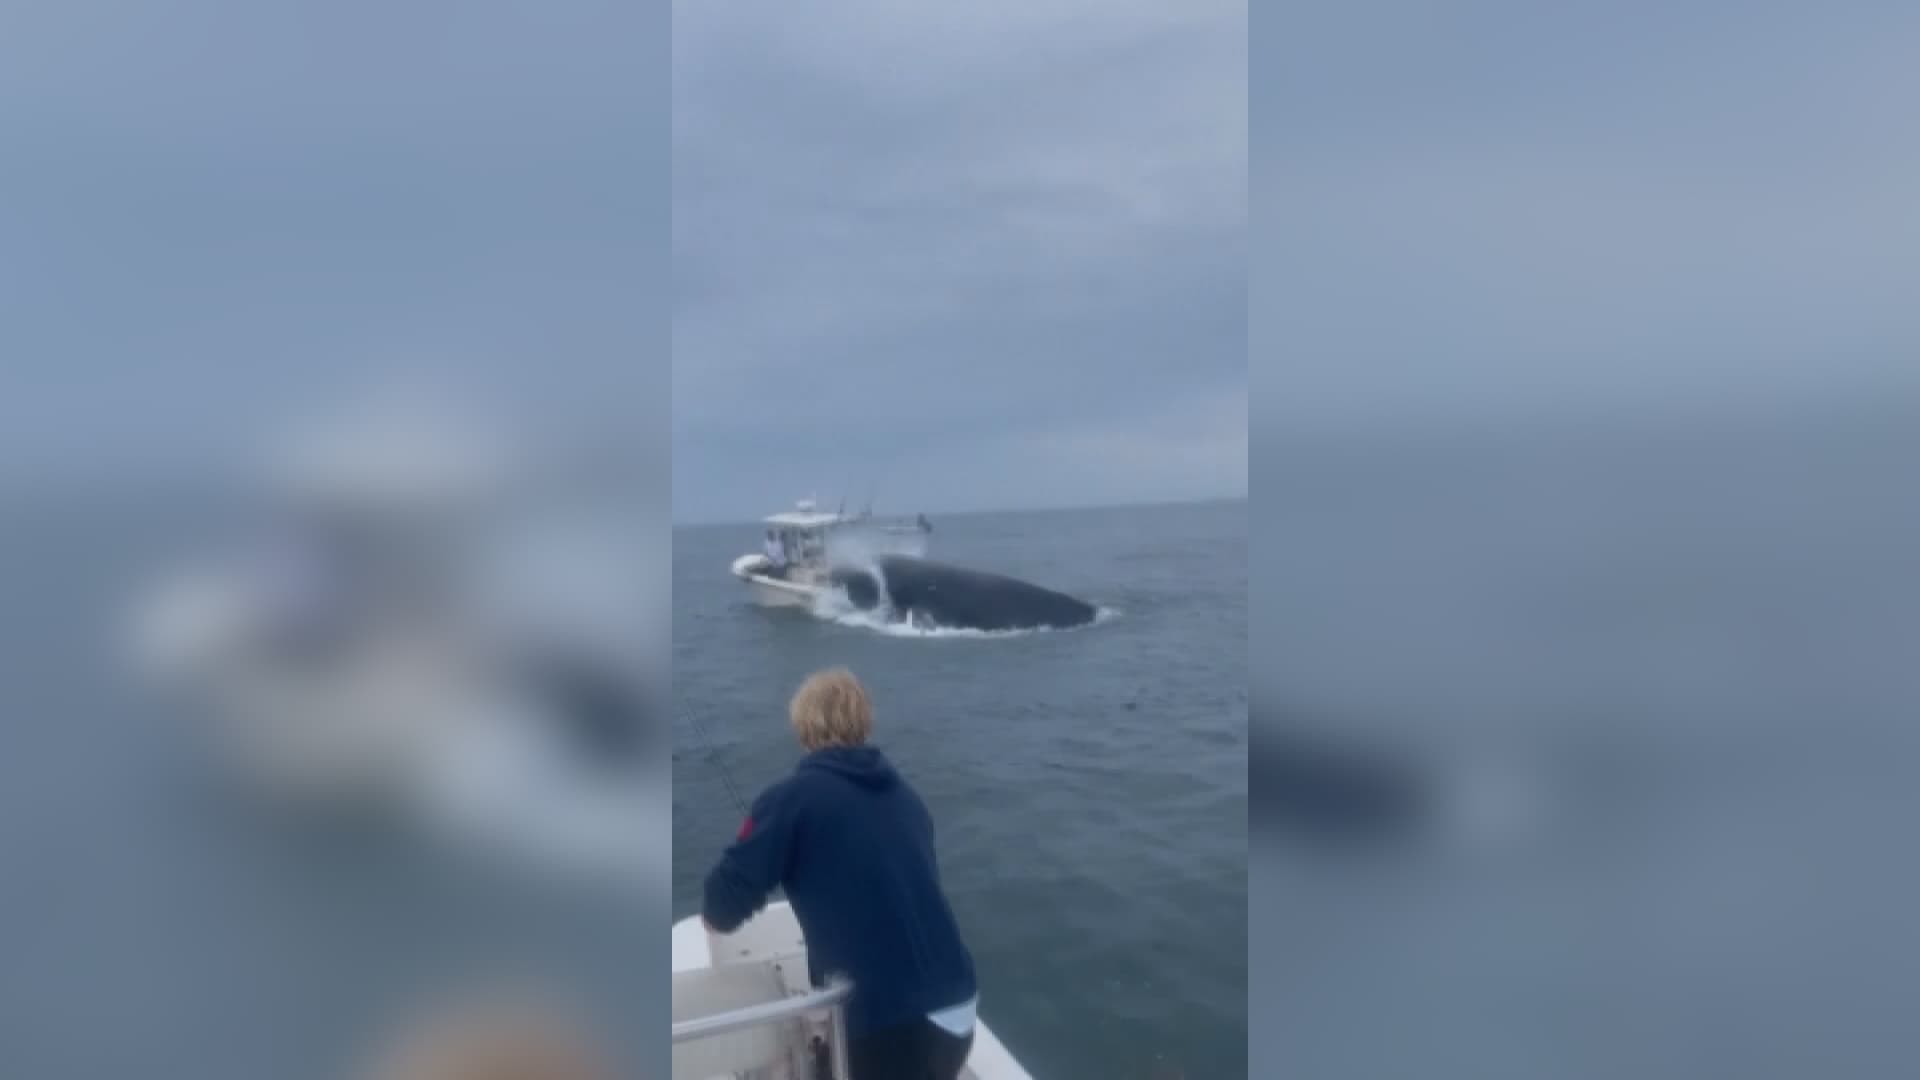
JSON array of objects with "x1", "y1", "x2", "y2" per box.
[
  {"x1": 671, "y1": 0, "x2": 1249, "y2": 523},
  {"x1": 0, "y1": 1, "x2": 667, "y2": 488},
  {"x1": 15, "y1": 1, "x2": 1892, "y2": 516},
  {"x1": 1263, "y1": 0, "x2": 1920, "y2": 439}
]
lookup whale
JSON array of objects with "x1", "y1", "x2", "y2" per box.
[{"x1": 828, "y1": 555, "x2": 1098, "y2": 632}]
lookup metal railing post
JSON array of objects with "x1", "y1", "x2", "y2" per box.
[{"x1": 828, "y1": 994, "x2": 851, "y2": 1079}]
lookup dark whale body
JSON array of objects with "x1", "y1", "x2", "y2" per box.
[
  {"x1": 1252, "y1": 727, "x2": 1430, "y2": 844},
  {"x1": 506, "y1": 643, "x2": 653, "y2": 765},
  {"x1": 829, "y1": 555, "x2": 1098, "y2": 632}
]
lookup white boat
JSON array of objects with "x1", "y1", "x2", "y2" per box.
[
  {"x1": 124, "y1": 413, "x2": 667, "y2": 884},
  {"x1": 731, "y1": 500, "x2": 929, "y2": 609},
  {"x1": 672, "y1": 900, "x2": 1032, "y2": 1079}
]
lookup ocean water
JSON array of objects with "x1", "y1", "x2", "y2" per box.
[{"x1": 673, "y1": 500, "x2": 1250, "y2": 1079}]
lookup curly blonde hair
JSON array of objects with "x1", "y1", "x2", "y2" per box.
[{"x1": 789, "y1": 667, "x2": 873, "y2": 751}]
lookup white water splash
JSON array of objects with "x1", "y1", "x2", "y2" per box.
[{"x1": 821, "y1": 523, "x2": 926, "y2": 565}]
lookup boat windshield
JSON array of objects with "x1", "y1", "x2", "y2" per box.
[{"x1": 791, "y1": 527, "x2": 828, "y2": 564}]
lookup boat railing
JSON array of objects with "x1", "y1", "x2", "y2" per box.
[{"x1": 672, "y1": 976, "x2": 853, "y2": 1079}]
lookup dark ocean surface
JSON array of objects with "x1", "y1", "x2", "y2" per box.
[{"x1": 673, "y1": 499, "x2": 1250, "y2": 1079}]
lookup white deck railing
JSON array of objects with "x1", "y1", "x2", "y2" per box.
[{"x1": 672, "y1": 977, "x2": 853, "y2": 1080}]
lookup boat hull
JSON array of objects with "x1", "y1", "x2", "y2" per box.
[
  {"x1": 748, "y1": 578, "x2": 817, "y2": 608},
  {"x1": 731, "y1": 554, "x2": 827, "y2": 609}
]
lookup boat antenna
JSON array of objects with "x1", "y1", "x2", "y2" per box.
[{"x1": 683, "y1": 709, "x2": 750, "y2": 819}]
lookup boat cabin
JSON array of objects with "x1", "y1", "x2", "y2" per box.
[
  {"x1": 734, "y1": 500, "x2": 932, "y2": 604},
  {"x1": 762, "y1": 506, "x2": 847, "y2": 571}
]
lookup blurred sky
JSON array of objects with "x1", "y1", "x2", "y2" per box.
[
  {"x1": 1251, "y1": 10, "x2": 1920, "y2": 1074},
  {"x1": 1260, "y1": 0, "x2": 1920, "y2": 439},
  {"x1": 0, "y1": 0, "x2": 667, "y2": 490},
  {"x1": 671, "y1": 0, "x2": 1249, "y2": 522}
]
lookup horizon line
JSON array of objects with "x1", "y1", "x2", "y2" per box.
[{"x1": 670, "y1": 491, "x2": 1247, "y2": 529}]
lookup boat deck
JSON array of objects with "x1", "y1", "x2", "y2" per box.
[{"x1": 672, "y1": 902, "x2": 1031, "y2": 1079}]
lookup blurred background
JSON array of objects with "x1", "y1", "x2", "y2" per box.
[
  {"x1": 1255, "y1": 1, "x2": 1920, "y2": 1077},
  {"x1": 0, "y1": 2, "x2": 668, "y2": 1077},
  {"x1": 23, "y1": 0, "x2": 1918, "y2": 1072}
]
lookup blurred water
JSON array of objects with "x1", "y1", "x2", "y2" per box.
[
  {"x1": 1252, "y1": 399, "x2": 1920, "y2": 1079},
  {"x1": 0, "y1": 484, "x2": 667, "y2": 1079},
  {"x1": 674, "y1": 500, "x2": 1249, "y2": 1079}
]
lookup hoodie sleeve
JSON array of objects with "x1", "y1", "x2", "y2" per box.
[{"x1": 702, "y1": 779, "x2": 802, "y2": 934}]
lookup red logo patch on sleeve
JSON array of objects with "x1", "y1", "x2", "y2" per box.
[{"x1": 737, "y1": 816, "x2": 754, "y2": 841}]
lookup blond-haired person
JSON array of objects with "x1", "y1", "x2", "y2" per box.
[{"x1": 702, "y1": 668, "x2": 977, "y2": 1079}]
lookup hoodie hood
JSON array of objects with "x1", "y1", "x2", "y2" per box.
[{"x1": 799, "y1": 745, "x2": 899, "y2": 790}]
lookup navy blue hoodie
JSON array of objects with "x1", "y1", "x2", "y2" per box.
[{"x1": 702, "y1": 745, "x2": 977, "y2": 1036}]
